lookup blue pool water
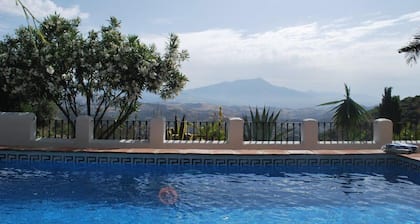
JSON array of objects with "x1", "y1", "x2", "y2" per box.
[{"x1": 0, "y1": 161, "x2": 419, "y2": 224}]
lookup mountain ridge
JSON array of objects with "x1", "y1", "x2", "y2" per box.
[{"x1": 143, "y1": 78, "x2": 378, "y2": 108}]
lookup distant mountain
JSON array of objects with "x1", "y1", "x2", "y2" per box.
[
  {"x1": 142, "y1": 78, "x2": 378, "y2": 108},
  {"x1": 135, "y1": 102, "x2": 334, "y2": 122}
]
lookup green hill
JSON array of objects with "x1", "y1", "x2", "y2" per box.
[{"x1": 400, "y1": 95, "x2": 420, "y2": 124}]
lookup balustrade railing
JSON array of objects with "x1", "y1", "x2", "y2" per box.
[
  {"x1": 94, "y1": 120, "x2": 149, "y2": 140},
  {"x1": 318, "y1": 122, "x2": 374, "y2": 144},
  {"x1": 36, "y1": 119, "x2": 76, "y2": 139},
  {"x1": 29, "y1": 116, "x2": 415, "y2": 148},
  {"x1": 165, "y1": 120, "x2": 227, "y2": 142},
  {"x1": 243, "y1": 121, "x2": 301, "y2": 144},
  {"x1": 393, "y1": 122, "x2": 420, "y2": 143}
]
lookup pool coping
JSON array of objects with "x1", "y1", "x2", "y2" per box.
[
  {"x1": 1, "y1": 145, "x2": 419, "y2": 162},
  {"x1": 0, "y1": 146, "x2": 389, "y2": 155},
  {"x1": 0, "y1": 146, "x2": 419, "y2": 172}
]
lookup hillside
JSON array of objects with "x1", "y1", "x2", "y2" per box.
[
  {"x1": 134, "y1": 103, "x2": 333, "y2": 121},
  {"x1": 142, "y1": 78, "x2": 378, "y2": 108},
  {"x1": 400, "y1": 95, "x2": 420, "y2": 124}
]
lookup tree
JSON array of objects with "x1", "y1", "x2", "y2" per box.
[
  {"x1": 0, "y1": 88, "x2": 21, "y2": 112},
  {"x1": 378, "y1": 87, "x2": 401, "y2": 133},
  {"x1": 0, "y1": 1, "x2": 56, "y2": 120},
  {"x1": 399, "y1": 95, "x2": 420, "y2": 140},
  {"x1": 0, "y1": 15, "x2": 188, "y2": 138},
  {"x1": 319, "y1": 84, "x2": 367, "y2": 132},
  {"x1": 0, "y1": 57, "x2": 56, "y2": 121},
  {"x1": 399, "y1": 33, "x2": 420, "y2": 65},
  {"x1": 400, "y1": 95, "x2": 420, "y2": 125}
]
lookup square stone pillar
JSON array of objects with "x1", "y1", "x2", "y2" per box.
[
  {"x1": 149, "y1": 117, "x2": 165, "y2": 148},
  {"x1": 227, "y1": 117, "x2": 244, "y2": 149},
  {"x1": 75, "y1": 115, "x2": 93, "y2": 147},
  {"x1": 0, "y1": 112, "x2": 36, "y2": 146},
  {"x1": 301, "y1": 119, "x2": 318, "y2": 149}
]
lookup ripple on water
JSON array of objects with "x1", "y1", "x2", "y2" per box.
[{"x1": 0, "y1": 162, "x2": 419, "y2": 223}]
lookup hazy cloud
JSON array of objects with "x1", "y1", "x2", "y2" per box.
[
  {"x1": 0, "y1": 0, "x2": 89, "y2": 19},
  {"x1": 141, "y1": 10, "x2": 420, "y2": 98},
  {"x1": 399, "y1": 10, "x2": 420, "y2": 22}
]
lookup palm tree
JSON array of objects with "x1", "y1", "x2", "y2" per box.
[
  {"x1": 399, "y1": 33, "x2": 420, "y2": 65},
  {"x1": 319, "y1": 84, "x2": 367, "y2": 131}
]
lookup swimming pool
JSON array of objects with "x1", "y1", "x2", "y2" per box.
[{"x1": 0, "y1": 152, "x2": 419, "y2": 224}]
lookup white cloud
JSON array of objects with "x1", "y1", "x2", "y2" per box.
[
  {"x1": 0, "y1": 0, "x2": 88, "y2": 19},
  {"x1": 145, "y1": 11, "x2": 420, "y2": 98},
  {"x1": 399, "y1": 11, "x2": 420, "y2": 22}
]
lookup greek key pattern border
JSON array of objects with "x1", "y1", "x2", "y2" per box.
[{"x1": 0, "y1": 150, "x2": 419, "y2": 172}]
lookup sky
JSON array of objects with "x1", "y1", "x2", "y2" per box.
[{"x1": 1, "y1": 0, "x2": 420, "y2": 103}]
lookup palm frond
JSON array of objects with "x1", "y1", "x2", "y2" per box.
[
  {"x1": 319, "y1": 84, "x2": 367, "y2": 130},
  {"x1": 399, "y1": 34, "x2": 420, "y2": 65},
  {"x1": 318, "y1": 100, "x2": 344, "y2": 106}
]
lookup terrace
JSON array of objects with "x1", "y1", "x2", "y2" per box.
[
  {"x1": 0, "y1": 112, "x2": 419, "y2": 223},
  {"x1": 0, "y1": 112, "x2": 418, "y2": 158}
]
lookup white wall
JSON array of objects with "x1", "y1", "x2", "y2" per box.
[
  {"x1": 0, "y1": 113, "x2": 399, "y2": 150},
  {"x1": 0, "y1": 112, "x2": 36, "y2": 146}
]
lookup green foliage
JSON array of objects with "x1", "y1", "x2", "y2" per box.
[
  {"x1": 198, "y1": 106, "x2": 226, "y2": 141},
  {"x1": 400, "y1": 95, "x2": 420, "y2": 125},
  {"x1": 394, "y1": 95, "x2": 420, "y2": 140},
  {"x1": 0, "y1": 88, "x2": 21, "y2": 112},
  {"x1": 14, "y1": 0, "x2": 46, "y2": 43},
  {"x1": 399, "y1": 33, "x2": 420, "y2": 65},
  {"x1": 318, "y1": 121, "x2": 373, "y2": 142},
  {"x1": 166, "y1": 115, "x2": 191, "y2": 141},
  {"x1": 369, "y1": 94, "x2": 419, "y2": 140},
  {"x1": 166, "y1": 107, "x2": 226, "y2": 141},
  {"x1": 369, "y1": 94, "x2": 419, "y2": 139},
  {"x1": 319, "y1": 84, "x2": 367, "y2": 133},
  {"x1": 243, "y1": 106, "x2": 281, "y2": 141},
  {"x1": 377, "y1": 87, "x2": 401, "y2": 133},
  {"x1": 394, "y1": 122, "x2": 420, "y2": 141},
  {"x1": 20, "y1": 99, "x2": 57, "y2": 126},
  {"x1": 0, "y1": 87, "x2": 56, "y2": 122},
  {"x1": 0, "y1": 15, "x2": 188, "y2": 139}
]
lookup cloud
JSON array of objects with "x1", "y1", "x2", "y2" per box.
[
  {"x1": 399, "y1": 10, "x2": 420, "y2": 22},
  {"x1": 142, "y1": 11, "x2": 420, "y2": 98},
  {"x1": 171, "y1": 22, "x2": 400, "y2": 71},
  {"x1": 0, "y1": 0, "x2": 88, "y2": 19}
]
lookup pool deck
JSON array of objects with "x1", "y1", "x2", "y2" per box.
[{"x1": 1, "y1": 146, "x2": 419, "y2": 162}]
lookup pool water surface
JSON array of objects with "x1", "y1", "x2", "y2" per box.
[{"x1": 0, "y1": 161, "x2": 419, "y2": 224}]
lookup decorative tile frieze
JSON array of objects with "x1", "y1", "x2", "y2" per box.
[{"x1": 0, "y1": 150, "x2": 418, "y2": 172}]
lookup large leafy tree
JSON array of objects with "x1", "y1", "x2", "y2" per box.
[
  {"x1": 399, "y1": 33, "x2": 420, "y2": 65},
  {"x1": 378, "y1": 87, "x2": 401, "y2": 133},
  {"x1": 0, "y1": 15, "x2": 188, "y2": 138},
  {"x1": 0, "y1": 13, "x2": 56, "y2": 121},
  {"x1": 319, "y1": 84, "x2": 367, "y2": 131},
  {"x1": 0, "y1": 85, "x2": 56, "y2": 122}
]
